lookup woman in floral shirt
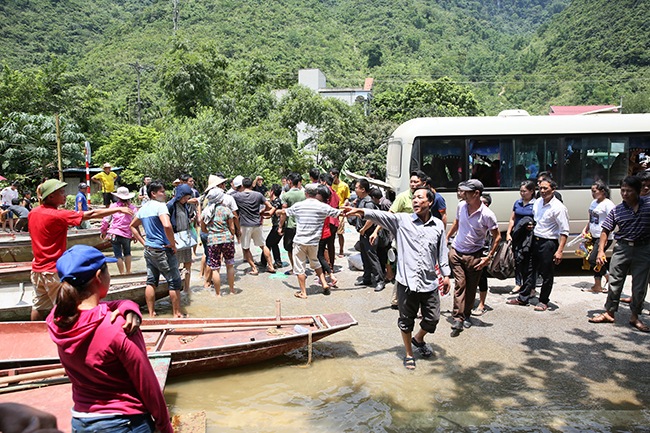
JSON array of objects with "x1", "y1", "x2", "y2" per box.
[{"x1": 201, "y1": 187, "x2": 236, "y2": 297}]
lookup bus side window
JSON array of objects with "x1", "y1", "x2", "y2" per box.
[{"x1": 564, "y1": 135, "x2": 627, "y2": 187}]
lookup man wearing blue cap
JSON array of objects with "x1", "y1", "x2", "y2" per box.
[{"x1": 29, "y1": 179, "x2": 134, "y2": 321}]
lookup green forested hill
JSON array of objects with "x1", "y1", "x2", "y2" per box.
[{"x1": 1, "y1": 0, "x2": 572, "y2": 111}]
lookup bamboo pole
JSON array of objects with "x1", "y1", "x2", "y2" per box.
[
  {"x1": 55, "y1": 114, "x2": 63, "y2": 181},
  {"x1": 0, "y1": 367, "x2": 66, "y2": 386}
]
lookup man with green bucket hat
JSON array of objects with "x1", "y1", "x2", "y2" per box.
[{"x1": 28, "y1": 179, "x2": 134, "y2": 320}]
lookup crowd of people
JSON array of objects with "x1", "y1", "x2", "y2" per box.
[{"x1": 3, "y1": 161, "x2": 650, "y2": 431}]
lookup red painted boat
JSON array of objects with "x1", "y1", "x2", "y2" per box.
[
  {"x1": 0, "y1": 312, "x2": 358, "y2": 373},
  {"x1": 0, "y1": 312, "x2": 356, "y2": 431},
  {"x1": 0, "y1": 229, "x2": 111, "y2": 263}
]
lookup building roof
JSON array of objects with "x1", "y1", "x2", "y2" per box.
[{"x1": 549, "y1": 105, "x2": 619, "y2": 115}]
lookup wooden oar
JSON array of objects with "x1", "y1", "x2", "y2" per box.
[
  {"x1": 140, "y1": 318, "x2": 315, "y2": 333},
  {"x1": 0, "y1": 367, "x2": 66, "y2": 386}
]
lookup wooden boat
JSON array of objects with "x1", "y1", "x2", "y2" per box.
[
  {"x1": 0, "y1": 228, "x2": 111, "y2": 263},
  {"x1": 0, "y1": 311, "x2": 358, "y2": 373},
  {"x1": 0, "y1": 262, "x2": 147, "y2": 284},
  {"x1": 0, "y1": 277, "x2": 168, "y2": 321}
]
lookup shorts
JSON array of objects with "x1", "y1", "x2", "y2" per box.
[
  {"x1": 208, "y1": 242, "x2": 235, "y2": 270},
  {"x1": 144, "y1": 248, "x2": 182, "y2": 292},
  {"x1": 397, "y1": 282, "x2": 440, "y2": 334},
  {"x1": 283, "y1": 227, "x2": 296, "y2": 252},
  {"x1": 111, "y1": 235, "x2": 132, "y2": 259},
  {"x1": 31, "y1": 271, "x2": 61, "y2": 311},
  {"x1": 337, "y1": 216, "x2": 346, "y2": 235},
  {"x1": 201, "y1": 231, "x2": 209, "y2": 258},
  {"x1": 240, "y1": 226, "x2": 265, "y2": 250},
  {"x1": 293, "y1": 243, "x2": 321, "y2": 275},
  {"x1": 103, "y1": 192, "x2": 115, "y2": 207}
]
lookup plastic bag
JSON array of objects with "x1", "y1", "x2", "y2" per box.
[{"x1": 348, "y1": 253, "x2": 364, "y2": 271}]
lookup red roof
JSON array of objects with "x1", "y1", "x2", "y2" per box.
[{"x1": 549, "y1": 105, "x2": 619, "y2": 115}]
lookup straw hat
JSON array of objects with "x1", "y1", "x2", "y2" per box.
[
  {"x1": 205, "y1": 174, "x2": 227, "y2": 192},
  {"x1": 112, "y1": 187, "x2": 135, "y2": 201}
]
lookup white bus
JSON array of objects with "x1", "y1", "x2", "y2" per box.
[{"x1": 384, "y1": 112, "x2": 650, "y2": 238}]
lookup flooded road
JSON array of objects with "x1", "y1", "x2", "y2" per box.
[{"x1": 113, "y1": 230, "x2": 650, "y2": 432}]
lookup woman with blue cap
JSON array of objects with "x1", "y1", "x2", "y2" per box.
[{"x1": 46, "y1": 245, "x2": 172, "y2": 433}]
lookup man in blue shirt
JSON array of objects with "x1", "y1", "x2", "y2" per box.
[
  {"x1": 75, "y1": 183, "x2": 91, "y2": 229},
  {"x1": 130, "y1": 180, "x2": 184, "y2": 318}
]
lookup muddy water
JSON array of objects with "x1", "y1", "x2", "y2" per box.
[{"x1": 110, "y1": 235, "x2": 650, "y2": 432}]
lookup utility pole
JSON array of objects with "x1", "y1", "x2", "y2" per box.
[
  {"x1": 55, "y1": 114, "x2": 63, "y2": 181},
  {"x1": 127, "y1": 62, "x2": 154, "y2": 126},
  {"x1": 172, "y1": 0, "x2": 180, "y2": 32}
]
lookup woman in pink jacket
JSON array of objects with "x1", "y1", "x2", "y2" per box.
[
  {"x1": 46, "y1": 245, "x2": 172, "y2": 433},
  {"x1": 100, "y1": 187, "x2": 139, "y2": 274}
]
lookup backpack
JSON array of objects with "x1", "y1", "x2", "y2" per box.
[{"x1": 489, "y1": 240, "x2": 515, "y2": 280}]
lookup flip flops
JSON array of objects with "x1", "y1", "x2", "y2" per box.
[
  {"x1": 403, "y1": 356, "x2": 416, "y2": 370},
  {"x1": 534, "y1": 303, "x2": 548, "y2": 311},
  {"x1": 589, "y1": 313, "x2": 615, "y2": 323},
  {"x1": 294, "y1": 292, "x2": 307, "y2": 299},
  {"x1": 411, "y1": 338, "x2": 433, "y2": 358},
  {"x1": 629, "y1": 320, "x2": 650, "y2": 332}
]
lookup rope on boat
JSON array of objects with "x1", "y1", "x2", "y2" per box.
[{"x1": 296, "y1": 330, "x2": 312, "y2": 368}]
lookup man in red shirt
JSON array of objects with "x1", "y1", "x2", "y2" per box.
[{"x1": 29, "y1": 179, "x2": 133, "y2": 320}]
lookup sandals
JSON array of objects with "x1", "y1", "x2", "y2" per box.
[
  {"x1": 630, "y1": 320, "x2": 650, "y2": 332},
  {"x1": 589, "y1": 313, "x2": 615, "y2": 323},
  {"x1": 506, "y1": 299, "x2": 527, "y2": 306},
  {"x1": 403, "y1": 356, "x2": 416, "y2": 370},
  {"x1": 411, "y1": 337, "x2": 433, "y2": 358},
  {"x1": 294, "y1": 292, "x2": 307, "y2": 299},
  {"x1": 534, "y1": 303, "x2": 548, "y2": 311},
  {"x1": 471, "y1": 307, "x2": 486, "y2": 316}
]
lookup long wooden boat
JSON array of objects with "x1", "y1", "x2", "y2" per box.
[
  {"x1": 0, "y1": 228, "x2": 111, "y2": 263},
  {"x1": 0, "y1": 262, "x2": 147, "y2": 284},
  {"x1": 0, "y1": 312, "x2": 358, "y2": 374},
  {"x1": 0, "y1": 277, "x2": 168, "y2": 321}
]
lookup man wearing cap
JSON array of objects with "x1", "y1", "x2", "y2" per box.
[
  {"x1": 252, "y1": 176, "x2": 268, "y2": 196},
  {"x1": 446, "y1": 179, "x2": 500, "y2": 331},
  {"x1": 227, "y1": 176, "x2": 244, "y2": 195},
  {"x1": 28, "y1": 179, "x2": 134, "y2": 321},
  {"x1": 508, "y1": 178, "x2": 569, "y2": 311},
  {"x1": 75, "y1": 182, "x2": 91, "y2": 229},
  {"x1": 91, "y1": 163, "x2": 118, "y2": 208}
]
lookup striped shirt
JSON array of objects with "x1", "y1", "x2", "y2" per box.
[
  {"x1": 602, "y1": 196, "x2": 650, "y2": 241},
  {"x1": 284, "y1": 199, "x2": 341, "y2": 246}
]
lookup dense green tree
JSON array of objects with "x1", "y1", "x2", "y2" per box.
[
  {"x1": 92, "y1": 124, "x2": 160, "y2": 185},
  {"x1": 372, "y1": 78, "x2": 483, "y2": 123},
  {"x1": 158, "y1": 37, "x2": 229, "y2": 117},
  {"x1": 0, "y1": 112, "x2": 85, "y2": 180}
]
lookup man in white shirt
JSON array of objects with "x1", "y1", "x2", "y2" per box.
[
  {"x1": 509, "y1": 178, "x2": 569, "y2": 311},
  {"x1": 278, "y1": 184, "x2": 341, "y2": 298}
]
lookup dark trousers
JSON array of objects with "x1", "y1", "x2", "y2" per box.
[
  {"x1": 317, "y1": 234, "x2": 334, "y2": 274},
  {"x1": 519, "y1": 237, "x2": 558, "y2": 305},
  {"x1": 359, "y1": 234, "x2": 383, "y2": 283},
  {"x1": 261, "y1": 226, "x2": 282, "y2": 266}
]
